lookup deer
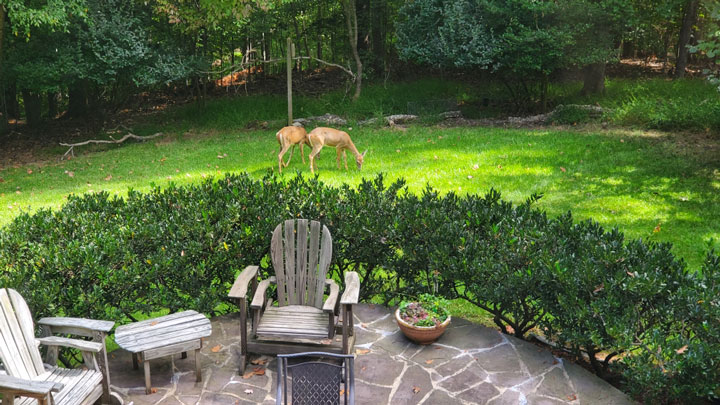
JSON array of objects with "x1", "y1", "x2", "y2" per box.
[
  {"x1": 308, "y1": 127, "x2": 367, "y2": 174},
  {"x1": 276, "y1": 125, "x2": 309, "y2": 173}
]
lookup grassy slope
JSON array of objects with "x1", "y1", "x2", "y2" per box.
[{"x1": 2, "y1": 122, "x2": 718, "y2": 269}]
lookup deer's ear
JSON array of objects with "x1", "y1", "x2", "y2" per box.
[{"x1": 362, "y1": 150, "x2": 368, "y2": 157}]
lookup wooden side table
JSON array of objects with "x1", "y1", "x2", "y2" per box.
[{"x1": 115, "y1": 310, "x2": 212, "y2": 394}]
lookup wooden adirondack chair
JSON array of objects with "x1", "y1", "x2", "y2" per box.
[
  {"x1": 229, "y1": 219, "x2": 360, "y2": 373},
  {"x1": 0, "y1": 288, "x2": 118, "y2": 405}
]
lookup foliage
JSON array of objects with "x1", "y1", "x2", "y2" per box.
[
  {"x1": 1, "y1": 171, "x2": 719, "y2": 402},
  {"x1": 399, "y1": 294, "x2": 450, "y2": 327}
]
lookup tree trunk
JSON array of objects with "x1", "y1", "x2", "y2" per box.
[
  {"x1": 674, "y1": 0, "x2": 700, "y2": 79},
  {"x1": 68, "y1": 81, "x2": 88, "y2": 118},
  {"x1": 22, "y1": 90, "x2": 42, "y2": 127},
  {"x1": 343, "y1": 0, "x2": 362, "y2": 101},
  {"x1": 317, "y1": 0, "x2": 323, "y2": 61},
  {"x1": 581, "y1": 63, "x2": 606, "y2": 95},
  {"x1": 47, "y1": 92, "x2": 58, "y2": 118},
  {"x1": 0, "y1": 5, "x2": 6, "y2": 130}
]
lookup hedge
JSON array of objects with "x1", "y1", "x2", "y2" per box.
[{"x1": 0, "y1": 172, "x2": 718, "y2": 403}]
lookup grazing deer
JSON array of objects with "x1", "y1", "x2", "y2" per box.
[
  {"x1": 308, "y1": 127, "x2": 367, "y2": 174},
  {"x1": 276, "y1": 126, "x2": 309, "y2": 173}
]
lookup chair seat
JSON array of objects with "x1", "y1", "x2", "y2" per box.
[
  {"x1": 17, "y1": 367, "x2": 103, "y2": 405},
  {"x1": 257, "y1": 305, "x2": 331, "y2": 340}
]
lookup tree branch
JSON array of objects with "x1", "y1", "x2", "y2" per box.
[{"x1": 60, "y1": 132, "x2": 163, "y2": 159}]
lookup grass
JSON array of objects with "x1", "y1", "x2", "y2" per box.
[{"x1": 2, "y1": 122, "x2": 719, "y2": 270}]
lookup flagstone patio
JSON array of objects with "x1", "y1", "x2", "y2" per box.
[{"x1": 108, "y1": 304, "x2": 634, "y2": 405}]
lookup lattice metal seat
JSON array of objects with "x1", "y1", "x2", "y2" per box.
[{"x1": 276, "y1": 352, "x2": 355, "y2": 405}]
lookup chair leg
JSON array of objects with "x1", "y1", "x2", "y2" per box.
[
  {"x1": 144, "y1": 358, "x2": 152, "y2": 395},
  {"x1": 195, "y1": 348, "x2": 202, "y2": 382},
  {"x1": 239, "y1": 299, "x2": 249, "y2": 375}
]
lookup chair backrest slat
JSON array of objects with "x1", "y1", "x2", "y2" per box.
[
  {"x1": 271, "y1": 224, "x2": 287, "y2": 305},
  {"x1": 0, "y1": 288, "x2": 45, "y2": 379},
  {"x1": 283, "y1": 221, "x2": 297, "y2": 305},
  {"x1": 315, "y1": 226, "x2": 333, "y2": 308},
  {"x1": 271, "y1": 220, "x2": 332, "y2": 308},
  {"x1": 306, "y1": 221, "x2": 321, "y2": 306},
  {"x1": 295, "y1": 219, "x2": 309, "y2": 305}
]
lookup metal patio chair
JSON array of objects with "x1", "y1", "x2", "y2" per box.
[{"x1": 276, "y1": 352, "x2": 355, "y2": 405}]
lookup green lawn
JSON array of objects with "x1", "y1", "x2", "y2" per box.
[{"x1": 1, "y1": 123, "x2": 718, "y2": 270}]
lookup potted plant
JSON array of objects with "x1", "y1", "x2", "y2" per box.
[{"x1": 395, "y1": 293, "x2": 451, "y2": 344}]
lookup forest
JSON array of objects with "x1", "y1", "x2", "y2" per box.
[{"x1": 1, "y1": 0, "x2": 719, "y2": 129}]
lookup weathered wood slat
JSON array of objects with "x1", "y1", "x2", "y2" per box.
[
  {"x1": 7, "y1": 290, "x2": 46, "y2": 378},
  {"x1": 340, "y1": 271, "x2": 360, "y2": 305},
  {"x1": 115, "y1": 316, "x2": 209, "y2": 341},
  {"x1": 143, "y1": 340, "x2": 202, "y2": 361},
  {"x1": 296, "y1": 219, "x2": 309, "y2": 305},
  {"x1": 36, "y1": 317, "x2": 114, "y2": 334},
  {"x1": 284, "y1": 220, "x2": 296, "y2": 305},
  {"x1": 316, "y1": 225, "x2": 333, "y2": 307},
  {"x1": 250, "y1": 277, "x2": 276, "y2": 309},
  {"x1": 228, "y1": 265, "x2": 259, "y2": 299},
  {"x1": 323, "y1": 280, "x2": 339, "y2": 313},
  {"x1": 0, "y1": 289, "x2": 37, "y2": 379},
  {"x1": 307, "y1": 221, "x2": 321, "y2": 306},
  {"x1": 36, "y1": 337, "x2": 103, "y2": 353},
  {"x1": 119, "y1": 325, "x2": 211, "y2": 353},
  {"x1": 271, "y1": 224, "x2": 287, "y2": 306},
  {"x1": 0, "y1": 374, "x2": 60, "y2": 395},
  {"x1": 114, "y1": 311, "x2": 206, "y2": 334}
]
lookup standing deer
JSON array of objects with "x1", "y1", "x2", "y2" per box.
[
  {"x1": 308, "y1": 127, "x2": 367, "y2": 174},
  {"x1": 276, "y1": 126, "x2": 309, "y2": 173}
]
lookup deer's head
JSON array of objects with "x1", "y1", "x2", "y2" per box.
[{"x1": 356, "y1": 150, "x2": 367, "y2": 170}]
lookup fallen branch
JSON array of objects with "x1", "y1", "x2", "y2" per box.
[
  {"x1": 60, "y1": 132, "x2": 163, "y2": 160},
  {"x1": 292, "y1": 56, "x2": 356, "y2": 80}
]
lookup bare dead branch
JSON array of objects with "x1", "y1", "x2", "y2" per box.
[{"x1": 60, "y1": 132, "x2": 163, "y2": 160}]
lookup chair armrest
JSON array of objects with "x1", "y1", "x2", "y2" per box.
[
  {"x1": 229, "y1": 265, "x2": 259, "y2": 299},
  {"x1": 322, "y1": 279, "x2": 340, "y2": 313},
  {"x1": 250, "y1": 276, "x2": 276, "y2": 309},
  {"x1": 37, "y1": 336, "x2": 103, "y2": 353},
  {"x1": 340, "y1": 271, "x2": 360, "y2": 305},
  {"x1": 0, "y1": 374, "x2": 63, "y2": 396},
  {"x1": 37, "y1": 317, "x2": 114, "y2": 335}
]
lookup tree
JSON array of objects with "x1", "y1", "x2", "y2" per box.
[
  {"x1": 674, "y1": 0, "x2": 701, "y2": 78},
  {"x1": 342, "y1": 0, "x2": 362, "y2": 101}
]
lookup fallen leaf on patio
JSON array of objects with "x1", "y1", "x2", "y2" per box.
[
  {"x1": 425, "y1": 359, "x2": 434, "y2": 365},
  {"x1": 355, "y1": 348, "x2": 370, "y2": 355},
  {"x1": 150, "y1": 388, "x2": 157, "y2": 394},
  {"x1": 676, "y1": 345, "x2": 688, "y2": 354},
  {"x1": 211, "y1": 345, "x2": 221, "y2": 353},
  {"x1": 242, "y1": 371, "x2": 255, "y2": 379},
  {"x1": 150, "y1": 321, "x2": 158, "y2": 326},
  {"x1": 320, "y1": 339, "x2": 332, "y2": 345},
  {"x1": 361, "y1": 366, "x2": 366, "y2": 371},
  {"x1": 244, "y1": 389, "x2": 254, "y2": 395},
  {"x1": 434, "y1": 346, "x2": 442, "y2": 350},
  {"x1": 253, "y1": 367, "x2": 266, "y2": 376},
  {"x1": 567, "y1": 394, "x2": 577, "y2": 401},
  {"x1": 412, "y1": 386, "x2": 421, "y2": 394},
  {"x1": 552, "y1": 359, "x2": 559, "y2": 365}
]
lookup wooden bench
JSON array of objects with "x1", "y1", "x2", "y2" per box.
[{"x1": 114, "y1": 310, "x2": 212, "y2": 395}]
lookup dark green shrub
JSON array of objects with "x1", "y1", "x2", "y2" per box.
[{"x1": 1, "y1": 171, "x2": 718, "y2": 403}]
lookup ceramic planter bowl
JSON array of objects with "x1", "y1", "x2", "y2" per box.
[{"x1": 395, "y1": 308, "x2": 451, "y2": 345}]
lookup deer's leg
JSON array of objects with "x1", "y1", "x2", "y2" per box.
[
  {"x1": 278, "y1": 143, "x2": 292, "y2": 173},
  {"x1": 300, "y1": 143, "x2": 305, "y2": 164},
  {"x1": 343, "y1": 150, "x2": 348, "y2": 170},
  {"x1": 336, "y1": 147, "x2": 342, "y2": 169},
  {"x1": 310, "y1": 144, "x2": 323, "y2": 174},
  {"x1": 285, "y1": 145, "x2": 295, "y2": 167}
]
